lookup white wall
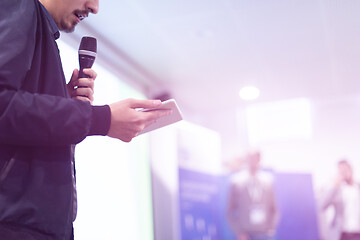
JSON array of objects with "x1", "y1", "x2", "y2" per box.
[
  {"x1": 149, "y1": 121, "x2": 222, "y2": 240},
  {"x1": 235, "y1": 95, "x2": 360, "y2": 190},
  {"x1": 150, "y1": 126, "x2": 180, "y2": 240},
  {"x1": 57, "y1": 39, "x2": 154, "y2": 240}
]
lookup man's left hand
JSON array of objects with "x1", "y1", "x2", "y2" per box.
[{"x1": 67, "y1": 68, "x2": 97, "y2": 104}]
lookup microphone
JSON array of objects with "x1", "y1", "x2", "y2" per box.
[{"x1": 78, "y1": 36, "x2": 97, "y2": 78}]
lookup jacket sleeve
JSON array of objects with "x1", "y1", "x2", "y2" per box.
[
  {"x1": 268, "y1": 181, "x2": 280, "y2": 233},
  {"x1": 226, "y1": 183, "x2": 237, "y2": 231},
  {"x1": 0, "y1": 0, "x2": 110, "y2": 146},
  {"x1": 227, "y1": 182, "x2": 244, "y2": 235},
  {"x1": 320, "y1": 184, "x2": 340, "y2": 211}
]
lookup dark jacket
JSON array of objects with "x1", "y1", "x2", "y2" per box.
[{"x1": 0, "y1": 0, "x2": 110, "y2": 239}]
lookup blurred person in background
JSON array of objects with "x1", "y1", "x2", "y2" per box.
[
  {"x1": 321, "y1": 159, "x2": 360, "y2": 240},
  {"x1": 227, "y1": 150, "x2": 279, "y2": 240}
]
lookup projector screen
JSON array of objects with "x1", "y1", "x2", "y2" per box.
[{"x1": 57, "y1": 39, "x2": 154, "y2": 240}]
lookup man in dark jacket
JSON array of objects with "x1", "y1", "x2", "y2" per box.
[{"x1": 0, "y1": 0, "x2": 169, "y2": 239}]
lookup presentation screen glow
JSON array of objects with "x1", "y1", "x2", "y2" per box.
[{"x1": 245, "y1": 98, "x2": 313, "y2": 145}]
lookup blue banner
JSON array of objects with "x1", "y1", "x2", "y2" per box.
[{"x1": 179, "y1": 168, "x2": 222, "y2": 240}]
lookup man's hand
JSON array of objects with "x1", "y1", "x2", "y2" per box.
[
  {"x1": 108, "y1": 99, "x2": 172, "y2": 142},
  {"x1": 67, "y1": 68, "x2": 97, "y2": 104}
]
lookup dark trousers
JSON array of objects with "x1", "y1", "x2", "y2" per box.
[{"x1": 341, "y1": 232, "x2": 360, "y2": 240}]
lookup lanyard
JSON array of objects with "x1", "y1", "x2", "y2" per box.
[{"x1": 247, "y1": 176, "x2": 264, "y2": 203}]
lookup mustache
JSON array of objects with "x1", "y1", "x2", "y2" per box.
[{"x1": 74, "y1": 10, "x2": 89, "y2": 20}]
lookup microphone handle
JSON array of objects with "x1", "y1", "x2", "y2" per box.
[
  {"x1": 79, "y1": 54, "x2": 95, "y2": 78},
  {"x1": 79, "y1": 67, "x2": 90, "y2": 78}
]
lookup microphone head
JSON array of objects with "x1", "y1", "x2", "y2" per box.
[
  {"x1": 79, "y1": 36, "x2": 97, "y2": 53},
  {"x1": 78, "y1": 37, "x2": 97, "y2": 77}
]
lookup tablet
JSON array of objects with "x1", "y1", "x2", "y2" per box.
[{"x1": 138, "y1": 99, "x2": 183, "y2": 135}]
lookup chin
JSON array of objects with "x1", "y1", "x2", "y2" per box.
[
  {"x1": 60, "y1": 22, "x2": 77, "y2": 33},
  {"x1": 64, "y1": 27, "x2": 76, "y2": 33}
]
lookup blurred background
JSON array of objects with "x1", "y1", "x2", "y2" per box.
[{"x1": 58, "y1": 0, "x2": 360, "y2": 239}]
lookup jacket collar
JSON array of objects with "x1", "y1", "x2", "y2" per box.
[{"x1": 39, "y1": 2, "x2": 60, "y2": 40}]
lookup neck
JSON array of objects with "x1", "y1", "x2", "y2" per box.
[
  {"x1": 38, "y1": 0, "x2": 55, "y2": 19},
  {"x1": 39, "y1": 0, "x2": 48, "y2": 8},
  {"x1": 38, "y1": 0, "x2": 62, "y2": 31},
  {"x1": 346, "y1": 179, "x2": 354, "y2": 185}
]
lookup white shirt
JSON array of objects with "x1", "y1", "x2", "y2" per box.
[{"x1": 341, "y1": 183, "x2": 360, "y2": 233}]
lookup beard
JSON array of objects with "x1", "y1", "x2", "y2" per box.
[
  {"x1": 61, "y1": 20, "x2": 77, "y2": 33},
  {"x1": 57, "y1": 13, "x2": 80, "y2": 33},
  {"x1": 64, "y1": 25, "x2": 76, "y2": 33}
]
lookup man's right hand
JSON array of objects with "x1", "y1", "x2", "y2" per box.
[{"x1": 107, "y1": 98, "x2": 172, "y2": 142}]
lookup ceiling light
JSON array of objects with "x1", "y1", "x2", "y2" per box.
[{"x1": 239, "y1": 86, "x2": 260, "y2": 101}]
